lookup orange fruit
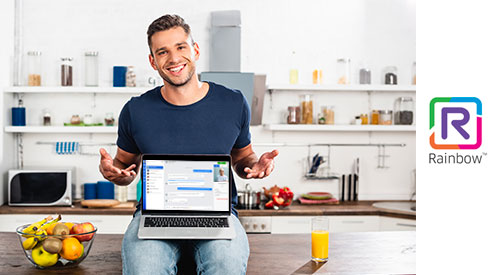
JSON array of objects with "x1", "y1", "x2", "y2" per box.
[
  {"x1": 65, "y1": 222, "x2": 75, "y2": 231},
  {"x1": 59, "y1": 237, "x2": 84, "y2": 261},
  {"x1": 46, "y1": 222, "x2": 61, "y2": 235}
]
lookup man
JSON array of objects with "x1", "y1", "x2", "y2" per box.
[
  {"x1": 217, "y1": 168, "x2": 228, "y2": 182},
  {"x1": 99, "y1": 14, "x2": 278, "y2": 274}
]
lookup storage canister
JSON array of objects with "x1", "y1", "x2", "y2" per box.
[
  {"x1": 300, "y1": 94, "x2": 314, "y2": 124},
  {"x1": 378, "y1": 110, "x2": 393, "y2": 125},
  {"x1": 394, "y1": 97, "x2": 414, "y2": 125},
  {"x1": 85, "y1": 51, "x2": 99, "y2": 86},
  {"x1": 337, "y1": 58, "x2": 351, "y2": 84},
  {"x1": 61, "y1": 57, "x2": 73, "y2": 86},
  {"x1": 27, "y1": 51, "x2": 42, "y2": 86}
]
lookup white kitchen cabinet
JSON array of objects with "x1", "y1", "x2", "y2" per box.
[
  {"x1": 271, "y1": 216, "x2": 381, "y2": 234},
  {"x1": 0, "y1": 214, "x2": 133, "y2": 234},
  {"x1": 379, "y1": 216, "x2": 416, "y2": 231}
]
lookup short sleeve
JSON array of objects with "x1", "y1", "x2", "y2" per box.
[
  {"x1": 233, "y1": 93, "x2": 251, "y2": 149},
  {"x1": 117, "y1": 101, "x2": 140, "y2": 154}
]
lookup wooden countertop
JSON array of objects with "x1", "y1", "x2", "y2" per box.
[
  {"x1": 0, "y1": 231, "x2": 415, "y2": 274},
  {"x1": 0, "y1": 200, "x2": 415, "y2": 220}
]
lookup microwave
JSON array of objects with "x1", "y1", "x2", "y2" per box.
[{"x1": 8, "y1": 168, "x2": 75, "y2": 206}]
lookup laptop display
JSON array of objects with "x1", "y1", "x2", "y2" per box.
[{"x1": 142, "y1": 156, "x2": 231, "y2": 212}]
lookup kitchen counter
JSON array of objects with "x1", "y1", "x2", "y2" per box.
[
  {"x1": 0, "y1": 231, "x2": 415, "y2": 274},
  {"x1": 0, "y1": 200, "x2": 416, "y2": 220}
]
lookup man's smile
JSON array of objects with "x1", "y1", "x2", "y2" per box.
[{"x1": 167, "y1": 63, "x2": 186, "y2": 75}]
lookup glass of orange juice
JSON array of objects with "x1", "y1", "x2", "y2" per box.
[{"x1": 311, "y1": 217, "x2": 329, "y2": 262}]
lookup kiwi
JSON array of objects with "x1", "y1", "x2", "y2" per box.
[
  {"x1": 42, "y1": 237, "x2": 62, "y2": 254},
  {"x1": 52, "y1": 223, "x2": 70, "y2": 237}
]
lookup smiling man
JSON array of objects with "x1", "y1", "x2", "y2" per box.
[{"x1": 98, "y1": 14, "x2": 278, "y2": 274}]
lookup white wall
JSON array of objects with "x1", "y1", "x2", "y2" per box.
[{"x1": 1, "y1": 0, "x2": 415, "y2": 201}]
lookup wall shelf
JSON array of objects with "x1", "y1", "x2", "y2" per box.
[
  {"x1": 263, "y1": 124, "x2": 415, "y2": 132},
  {"x1": 3, "y1": 86, "x2": 146, "y2": 94},
  {"x1": 267, "y1": 84, "x2": 416, "y2": 92},
  {"x1": 5, "y1": 126, "x2": 118, "y2": 133}
]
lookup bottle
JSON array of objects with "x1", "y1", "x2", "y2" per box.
[
  {"x1": 61, "y1": 57, "x2": 73, "y2": 86},
  {"x1": 27, "y1": 51, "x2": 42, "y2": 86},
  {"x1": 289, "y1": 51, "x2": 298, "y2": 84},
  {"x1": 84, "y1": 51, "x2": 99, "y2": 86},
  {"x1": 12, "y1": 99, "x2": 26, "y2": 126},
  {"x1": 361, "y1": 113, "x2": 369, "y2": 125},
  {"x1": 126, "y1": 66, "x2": 136, "y2": 87}
]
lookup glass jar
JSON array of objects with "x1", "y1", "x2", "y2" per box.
[
  {"x1": 287, "y1": 106, "x2": 301, "y2": 124},
  {"x1": 300, "y1": 94, "x2": 313, "y2": 124},
  {"x1": 321, "y1": 106, "x2": 334, "y2": 125},
  {"x1": 27, "y1": 51, "x2": 42, "y2": 86},
  {"x1": 116, "y1": 185, "x2": 128, "y2": 203},
  {"x1": 42, "y1": 109, "x2": 51, "y2": 126},
  {"x1": 70, "y1": 114, "x2": 81, "y2": 125},
  {"x1": 61, "y1": 57, "x2": 73, "y2": 86},
  {"x1": 371, "y1": 110, "x2": 379, "y2": 125},
  {"x1": 83, "y1": 114, "x2": 93, "y2": 125},
  {"x1": 379, "y1": 110, "x2": 393, "y2": 125},
  {"x1": 312, "y1": 69, "x2": 323, "y2": 84},
  {"x1": 105, "y1": 112, "x2": 115, "y2": 126},
  {"x1": 85, "y1": 51, "x2": 99, "y2": 86},
  {"x1": 394, "y1": 97, "x2": 414, "y2": 125},
  {"x1": 361, "y1": 113, "x2": 369, "y2": 125},
  {"x1": 354, "y1": 116, "x2": 362, "y2": 125},
  {"x1": 412, "y1": 61, "x2": 416, "y2": 85},
  {"x1": 126, "y1": 66, "x2": 136, "y2": 87},
  {"x1": 383, "y1": 66, "x2": 398, "y2": 85},
  {"x1": 336, "y1": 58, "x2": 351, "y2": 84}
]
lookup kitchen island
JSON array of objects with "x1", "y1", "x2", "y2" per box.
[{"x1": 0, "y1": 231, "x2": 415, "y2": 274}]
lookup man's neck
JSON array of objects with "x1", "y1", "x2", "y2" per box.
[{"x1": 160, "y1": 76, "x2": 208, "y2": 106}]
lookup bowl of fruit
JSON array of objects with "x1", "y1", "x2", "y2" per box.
[
  {"x1": 16, "y1": 215, "x2": 97, "y2": 269},
  {"x1": 263, "y1": 186, "x2": 294, "y2": 209}
]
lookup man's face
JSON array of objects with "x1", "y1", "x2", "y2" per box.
[
  {"x1": 148, "y1": 27, "x2": 199, "y2": 87},
  {"x1": 219, "y1": 169, "x2": 224, "y2": 176}
]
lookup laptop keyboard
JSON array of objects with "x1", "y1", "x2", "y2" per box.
[{"x1": 144, "y1": 217, "x2": 229, "y2": 228}]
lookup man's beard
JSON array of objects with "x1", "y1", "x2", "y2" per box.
[{"x1": 158, "y1": 65, "x2": 195, "y2": 87}]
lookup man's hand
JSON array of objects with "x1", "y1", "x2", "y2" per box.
[
  {"x1": 99, "y1": 148, "x2": 137, "y2": 185},
  {"x1": 243, "y1": 150, "x2": 279, "y2": 179}
]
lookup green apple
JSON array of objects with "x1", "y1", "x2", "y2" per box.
[{"x1": 31, "y1": 243, "x2": 59, "y2": 267}]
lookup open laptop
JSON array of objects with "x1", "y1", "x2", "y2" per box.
[{"x1": 137, "y1": 154, "x2": 236, "y2": 239}]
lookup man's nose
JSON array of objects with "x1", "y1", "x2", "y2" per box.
[{"x1": 168, "y1": 50, "x2": 182, "y2": 63}]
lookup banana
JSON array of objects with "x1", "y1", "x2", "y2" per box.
[
  {"x1": 33, "y1": 229, "x2": 48, "y2": 241},
  {"x1": 22, "y1": 215, "x2": 53, "y2": 235},
  {"x1": 22, "y1": 237, "x2": 38, "y2": 250},
  {"x1": 39, "y1": 214, "x2": 62, "y2": 231}
]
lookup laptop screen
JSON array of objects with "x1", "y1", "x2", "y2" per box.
[{"x1": 142, "y1": 158, "x2": 230, "y2": 212}]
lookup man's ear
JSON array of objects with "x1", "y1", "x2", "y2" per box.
[
  {"x1": 148, "y1": 53, "x2": 158, "y2": 70},
  {"x1": 193, "y1": 42, "x2": 200, "y2": 61}
]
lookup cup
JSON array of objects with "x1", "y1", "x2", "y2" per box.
[
  {"x1": 311, "y1": 217, "x2": 329, "y2": 262},
  {"x1": 83, "y1": 183, "x2": 97, "y2": 200},
  {"x1": 113, "y1": 66, "x2": 127, "y2": 87},
  {"x1": 96, "y1": 181, "x2": 115, "y2": 199}
]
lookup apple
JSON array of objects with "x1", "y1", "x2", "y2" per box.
[
  {"x1": 70, "y1": 222, "x2": 95, "y2": 242},
  {"x1": 31, "y1": 243, "x2": 59, "y2": 267}
]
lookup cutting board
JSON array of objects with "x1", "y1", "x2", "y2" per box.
[{"x1": 81, "y1": 199, "x2": 120, "y2": 208}]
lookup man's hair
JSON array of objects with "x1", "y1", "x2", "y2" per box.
[{"x1": 147, "y1": 14, "x2": 194, "y2": 55}]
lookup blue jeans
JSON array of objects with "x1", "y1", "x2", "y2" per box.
[{"x1": 122, "y1": 212, "x2": 249, "y2": 275}]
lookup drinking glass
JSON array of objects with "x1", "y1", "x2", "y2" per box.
[{"x1": 311, "y1": 217, "x2": 329, "y2": 262}]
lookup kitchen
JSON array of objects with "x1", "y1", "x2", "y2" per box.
[{"x1": 0, "y1": 0, "x2": 415, "y2": 274}]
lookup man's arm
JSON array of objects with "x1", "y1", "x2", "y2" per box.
[
  {"x1": 99, "y1": 147, "x2": 141, "y2": 186},
  {"x1": 231, "y1": 144, "x2": 279, "y2": 179}
]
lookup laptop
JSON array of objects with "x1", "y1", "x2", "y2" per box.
[{"x1": 137, "y1": 154, "x2": 236, "y2": 239}]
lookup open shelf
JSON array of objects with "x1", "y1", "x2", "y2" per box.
[
  {"x1": 264, "y1": 124, "x2": 416, "y2": 132},
  {"x1": 267, "y1": 84, "x2": 416, "y2": 92},
  {"x1": 3, "y1": 86, "x2": 147, "y2": 94},
  {"x1": 5, "y1": 126, "x2": 118, "y2": 133}
]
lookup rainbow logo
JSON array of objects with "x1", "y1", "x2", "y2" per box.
[{"x1": 429, "y1": 97, "x2": 482, "y2": 149}]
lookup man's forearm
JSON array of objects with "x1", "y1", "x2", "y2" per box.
[{"x1": 233, "y1": 153, "x2": 258, "y2": 179}]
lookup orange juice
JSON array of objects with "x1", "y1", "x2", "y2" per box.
[{"x1": 311, "y1": 230, "x2": 329, "y2": 261}]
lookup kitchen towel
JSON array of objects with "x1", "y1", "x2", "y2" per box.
[
  {"x1": 55, "y1": 142, "x2": 79, "y2": 155},
  {"x1": 97, "y1": 181, "x2": 115, "y2": 199}
]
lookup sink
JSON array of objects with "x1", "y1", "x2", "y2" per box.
[{"x1": 372, "y1": 202, "x2": 416, "y2": 213}]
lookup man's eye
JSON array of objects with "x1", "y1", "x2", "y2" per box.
[
  {"x1": 158, "y1": 51, "x2": 167, "y2": 55},
  {"x1": 178, "y1": 46, "x2": 185, "y2": 50}
]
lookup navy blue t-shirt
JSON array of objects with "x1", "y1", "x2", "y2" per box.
[{"x1": 117, "y1": 81, "x2": 251, "y2": 216}]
